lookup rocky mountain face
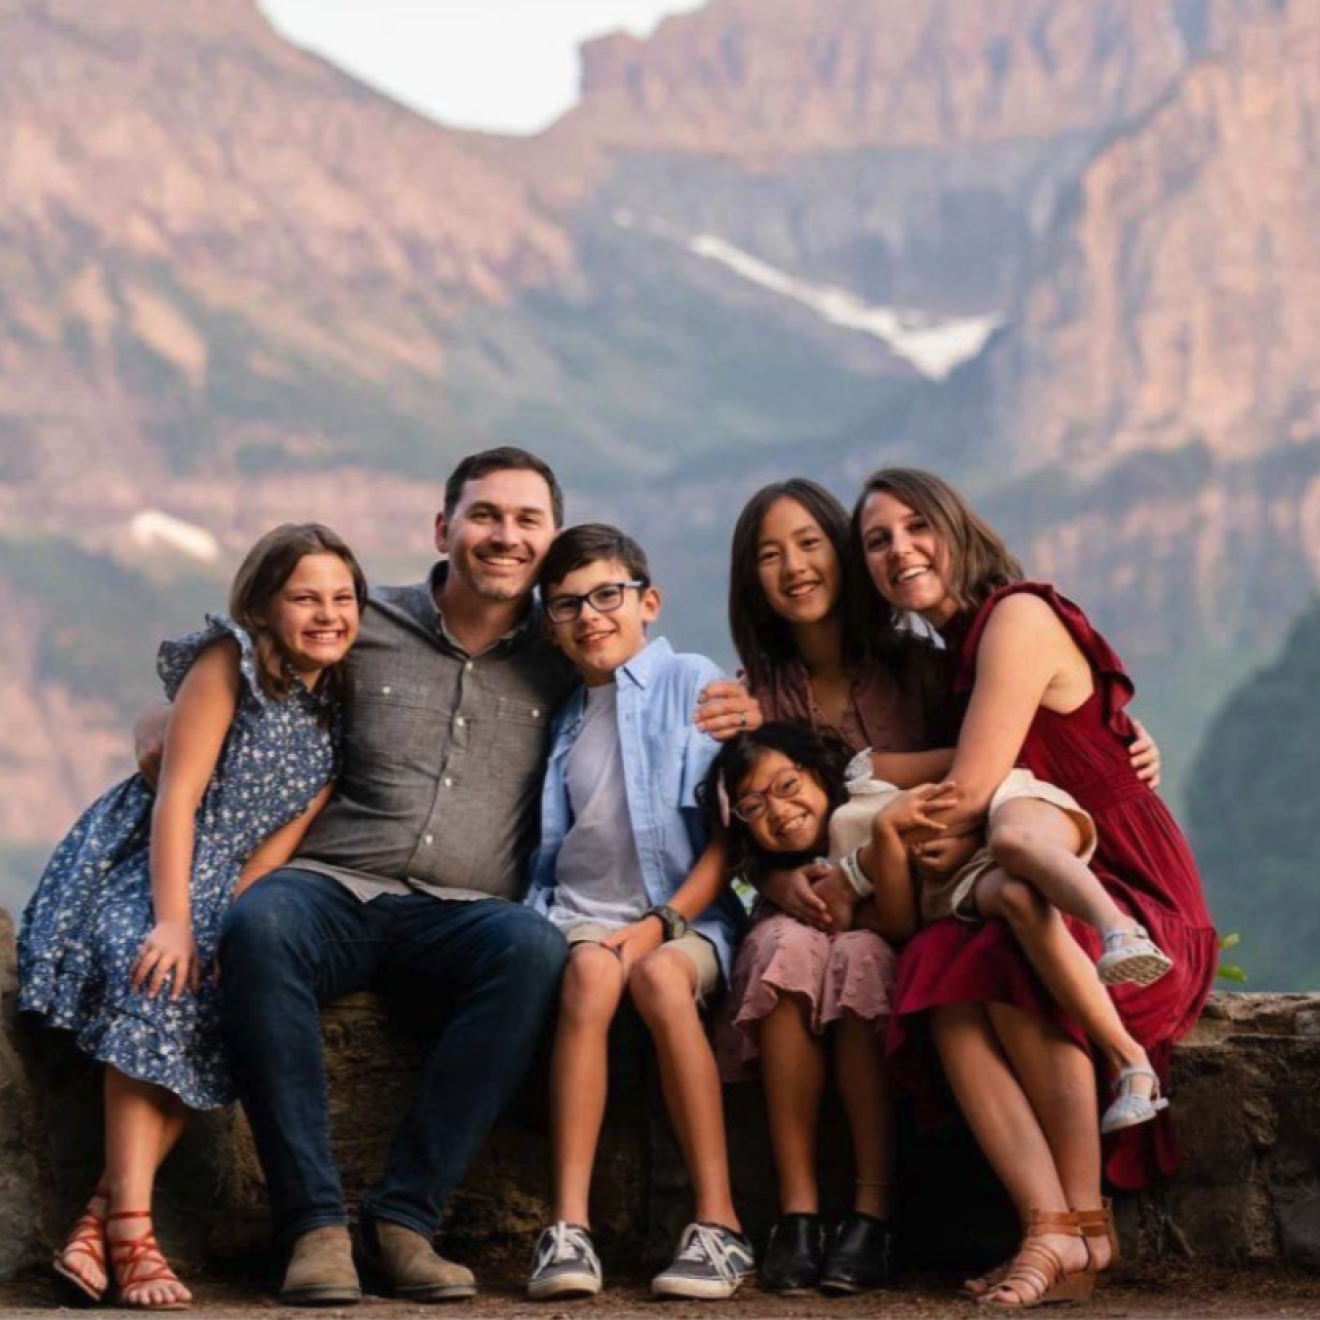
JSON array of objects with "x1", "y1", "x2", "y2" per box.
[
  {"x1": 1, "y1": 0, "x2": 1318, "y2": 940},
  {"x1": 1188, "y1": 600, "x2": 1320, "y2": 990}
]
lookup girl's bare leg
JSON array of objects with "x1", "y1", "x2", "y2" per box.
[
  {"x1": 550, "y1": 945, "x2": 627, "y2": 1226},
  {"x1": 66, "y1": 1104, "x2": 187, "y2": 1298},
  {"x1": 832, "y1": 1012, "x2": 895, "y2": 1219},
  {"x1": 103, "y1": 1066, "x2": 193, "y2": 1307},
  {"x1": 629, "y1": 949, "x2": 740, "y2": 1229},
  {"x1": 988, "y1": 799, "x2": 1129, "y2": 934},
  {"x1": 758, "y1": 993, "x2": 826, "y2": 1214},
  {"x1": 976, "y1": 870, "x2": 1155, "y2": 1092}
]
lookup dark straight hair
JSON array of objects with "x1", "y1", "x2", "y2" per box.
[
  {"x1": 728, "y1": 478, "x2": 888, "y2": 695},
  {"x1": 443, "y1": 446, "x2": 565, "y2": 528}
]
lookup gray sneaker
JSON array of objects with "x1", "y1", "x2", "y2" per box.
[
  {"x1": 527, "y1": 1223, "x2": 602, "y2": 1300},
  {"x1": 651, "y1": 1222, "x2": 755, "y2": 1300}
]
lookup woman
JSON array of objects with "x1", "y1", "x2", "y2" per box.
[
  {"x1": 855, "y1": 468, "x2": 1215, "y2": 1307},
  {"x1": 717, "y1": 479, "x2": 1162, "y2": 1296}
]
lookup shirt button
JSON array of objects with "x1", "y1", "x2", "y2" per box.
[
  {"x1": 465, "y1": 662, "x2": 475, "y2": 673},
  {"x1": 531, "y1": 709, "x2": 540, "y2": 718},
  {"x1": 455, "y1": 716, "x2": 466, "y2": 727},
  {"x1": 381, "y1": 685, "x2": 392, "y2": 695},
  {"x1": 424, "y1": 833, "x2": 434, "y2": 846},
  {"x1": 443, "y1": 777, "x2": 453, "y2": 788}
]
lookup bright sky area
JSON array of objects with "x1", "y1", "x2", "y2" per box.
[{"x1": 258, "y1": 0, "x2": 705, "y2": 135}]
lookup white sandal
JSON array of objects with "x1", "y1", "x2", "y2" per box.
[
  {"x1": 1096, "y1": 924, "x2": 1173, "y2": 986},
  {"x1": 1101, "y1": 1065, "x2": 1169, "y2": 1134}
]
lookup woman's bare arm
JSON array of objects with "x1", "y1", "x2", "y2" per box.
[{"x1": 936, "y1": 594, "x2": 1088, "y2": 833}]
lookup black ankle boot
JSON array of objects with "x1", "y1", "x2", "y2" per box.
[
  {"x1": 759, "y1": 1214, "x2": 825, "y2": 1294},
  {"x1": 820, "y1": 1211, "x2": 894, "y2": 1294}
]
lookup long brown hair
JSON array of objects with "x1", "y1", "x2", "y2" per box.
[
  {"x1": 851, "y1": 468, "x2": 1022, "y2": 627},
  {"x1": 228, "y1": 523, "x2": 368, "y2": 700},
  {"x1": 728, "y1": 479, "x2": 887, "y2": 695}
]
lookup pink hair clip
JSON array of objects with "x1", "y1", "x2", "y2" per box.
[{"x1": 716, "y1": 773, "x2": 732, "y2": 829}]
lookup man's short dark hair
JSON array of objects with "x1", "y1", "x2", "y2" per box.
[
  {"x1": 443, "y1": 446, "x2": 565, "y2": 527},
  {"x1": 540, "y1": 523, "x2": 651, "y2": 594}
]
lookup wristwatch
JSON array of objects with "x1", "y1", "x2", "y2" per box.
[{"x1": 645, "y1": 904, "x2": 689, "y2": 941}]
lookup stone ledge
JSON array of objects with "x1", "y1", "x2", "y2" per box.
[{"x1": 3, "y1": 908, "x2": 1318, "y2": 1281}]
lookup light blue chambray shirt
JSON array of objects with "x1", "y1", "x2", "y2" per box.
[{"x1": 527, "y1": 636, "x2": 747, "y2": 979}]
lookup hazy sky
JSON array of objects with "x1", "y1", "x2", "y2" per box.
[{"x1": 259, "y1": 0, "x2": 705, "y2": 135}]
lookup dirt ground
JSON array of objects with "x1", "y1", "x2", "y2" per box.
[{"x1": 3, "y1": 1261, "x2": 1317, "y2": 1319}]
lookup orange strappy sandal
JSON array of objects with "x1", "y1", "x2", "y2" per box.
[
  {"x1": 1077, "y1": 1199, "x2": 1119, "y2": 1277},
  {"x1": 979, "y1": 1210, "x2": 1095, "y2": 1309},
  {"x1": 107, "y1": 1210, "x2": 191, "y2": 1311},
  {"x1": 52, "y1": 1187, "x2": 110, "y2": 1304}
]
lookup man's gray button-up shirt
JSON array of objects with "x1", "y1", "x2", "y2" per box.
[{"x1": 294, "y1": 563, "x2": 576, "y2": 903}]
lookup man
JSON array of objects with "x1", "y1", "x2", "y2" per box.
[{"x1": 217, "y1": 447, "x2": 575, "y2": 1305}]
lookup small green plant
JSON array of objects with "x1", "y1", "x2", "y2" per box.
[{"x1": 1216, "y1": 931, "x2": 1247, "y2": 984}]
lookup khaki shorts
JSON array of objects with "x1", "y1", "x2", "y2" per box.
[
  {"x1": 924, "y1": 769, "x2": 1099, "y2": 924},
  {"x1": 562, "y1": 920, "x2": 722, "y2": 1004}
]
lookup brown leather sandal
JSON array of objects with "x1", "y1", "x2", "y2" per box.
[
  {"x1": 979, "y1": 1210, "x2": 1095, "y2": 1309},
  {"x1": 107, "y1": 1210, "x2": 191, "y2": 1311},
  {"x1": 1076, "y1": 1198, "x2": 1119, "y2": 1275},
  {"x1": 52, "y1": 1186, "x2": 110, "y2": 1304}
]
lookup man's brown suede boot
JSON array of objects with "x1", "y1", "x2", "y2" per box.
[
  {"x1": 369, "y1": 1221, "x2": 477, "y2": 1302},
  {"x1": 280, "y1": 1225, "x2": 362, "y2": 1307}
]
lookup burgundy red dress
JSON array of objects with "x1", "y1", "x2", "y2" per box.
[{"x1": 888, "y1": 582, "x2": 1218, "y2": 1189}]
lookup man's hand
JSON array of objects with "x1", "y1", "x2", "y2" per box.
[
  {"x1": 695, "y1": 680, "x2": 763, "y2": 743},
  {"x1": 601, "y1": 917, "x2": 665, "y2": 977},
  {"x1": 130, "y1": 919, "x2": 200, "y2": 1000},
  {"x1": 134, "y1": 703, "x2": 172, "y2": 789},
  {"x1": 761, "y1": 864, "x2": 833, "y2": 930},
  {"x1": 1128, "y1": 716, "x2": 1161, "y2": 788},
  {"x1": 810, "y1": 864, "x2": 857, "y2": 933}
]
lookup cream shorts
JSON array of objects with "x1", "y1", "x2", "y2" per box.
[
  {"x1": 931, "y1": 769, "x2": 1098, "y2": 924},
  {"x1": 562, "y1": 920, "x2": 722, "y2": 1003}
]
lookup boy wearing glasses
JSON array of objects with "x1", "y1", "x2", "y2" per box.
[{"x1": 525, "y1": 524, "x2": 751, "y2": 1302}]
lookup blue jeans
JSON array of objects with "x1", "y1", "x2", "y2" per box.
[{"x1": 218, "y1": 869, "x2": 568, "y2": 1242}]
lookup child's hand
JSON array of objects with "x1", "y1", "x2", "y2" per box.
[
  {"x1": 131, "y1": 919, "x2": 200, "y2": 1000},
  {"x1": 911, "y1": 831, "x2": 982, "y2": 879},
  {"x1": 811, "y1": 864, "x2": 857, "y2": 933},
  {"x1": 761, "y1": 865, "x2": 833, "y2": 930},
  {"x1": 881, "y1": 781, "x2": 958, "y2": 834},
  {"x1": 602, "y1": 918, "x2": 666, "y2": 977}
]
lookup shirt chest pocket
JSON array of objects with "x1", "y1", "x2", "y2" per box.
[
  {"x1": 487, "y1": 696, "x2": 551, "y2": 782},
  {"x1": 351, "y1": 680, "x2": 450, "y2": 775}
]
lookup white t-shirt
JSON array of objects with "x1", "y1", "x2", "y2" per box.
[{"x1": 545, "y1": 683, "x2": 649, "y2": 931}]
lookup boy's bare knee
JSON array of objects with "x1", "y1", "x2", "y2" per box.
[
  {"x1": 560, "y1": 945, "x2": 622, "y2": 1017},
  {"x1": 627, "y1": 952, "x2": 695, "y2": 1021}
]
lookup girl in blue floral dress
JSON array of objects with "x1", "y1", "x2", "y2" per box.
[{"x1": 19, "y1": 523, "x2": 366, "y2": 1310}]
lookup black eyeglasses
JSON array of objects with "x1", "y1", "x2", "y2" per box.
[
  {"x1": 733, "y1": 767, "x2": 806, "y2": 823},
  {"x1": 544, "y1": 580, "x2": 647, "y2": 625}
]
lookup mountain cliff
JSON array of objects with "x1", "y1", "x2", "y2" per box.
[{"x1": 1, "y1": 0, "x2": 1318, "y2": 936}]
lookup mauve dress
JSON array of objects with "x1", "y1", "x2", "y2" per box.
[
  {"x1": 888, "y1": 583, "x2": 1218, "y2": 1189},
  {"x1": 717, "y1": 658, "x2": 929, "y2": 1080}
]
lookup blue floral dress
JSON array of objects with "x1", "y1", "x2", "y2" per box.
[{"x1": 17, "y1": 615, "x2": 338, "y2": 1109}]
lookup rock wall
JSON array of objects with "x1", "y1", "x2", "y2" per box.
[{"x1": 2, "y1": 907, "x2": 1317, "y2": 1279}]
